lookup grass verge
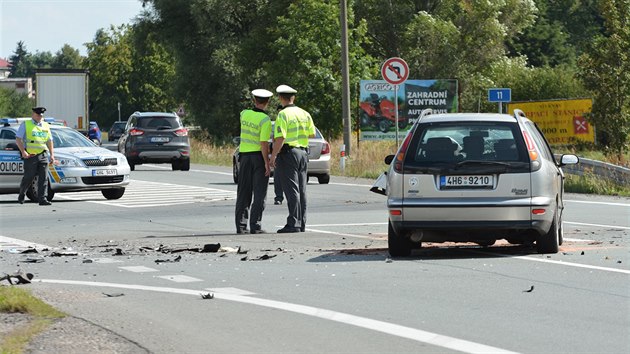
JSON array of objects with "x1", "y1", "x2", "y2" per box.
[{"x1": 0, "y1": 286, "x2": 65, "y2": 354}]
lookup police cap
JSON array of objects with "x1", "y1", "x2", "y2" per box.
[
  {"x1": 251, "y1": 89, "x2": 273, "y2": 98},
  {"x1": 276, "y1": 85, "x2": 297, "y2": 94},
  {"x1": 32, "y1": 107, "x2": 46, "y2": 115}
]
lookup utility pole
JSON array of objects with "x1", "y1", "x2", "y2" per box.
[{"x1": 340, "y1": 0, "x2": 351, "y2": 156}]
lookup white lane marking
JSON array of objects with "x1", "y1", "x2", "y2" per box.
[
  {"x1": 37, "y1": 279, "x2": 518, "y2": 354},
  {"x1": 512, "y1": 256, "x2": 630, "y2": 275},
  {"x1": 302, "y1": 228, "x2": 383, "y2": 240},
  {"x1": 308, "y1": 222, "x2": 387, "y2": 227},
  {"x1": 330, "y1": 182, "x2": 372, "y2": 187},
  {"x1": 565, "y1": 221, "x2": 630, "y2": 230},
  {"x1": 56, "y1": 180, "x2": 235, "y2": 208},
  {"x1": 563, "y1": 238, "x2": 595, "y2": 242},
  {"x1": 565, "y1": 200, "x2": 630, "y2": 207},
  {"x1": 205, "y1": 287, "x2": 257, "y2": 296},
  {"x1": 91, "y1": 258, "x2": 124, "y2": 264},
  {"x1": 156, "y1": 275, "x2": 203, "y2": 283},
  {"x1": 119, "y1": 266, "x2": 159, "y2": 273},
  {"x1": 0, "y1": 236, "x2": 49, "y2": 251}
]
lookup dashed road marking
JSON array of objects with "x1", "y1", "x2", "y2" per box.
[
  {"x1": 156, "y1": 275, "x2": 203, "y2": 283},
  {"x1": 0, "y1": 235, "x2": 48, "y2": 252},
  {"x1": 119, "y1": 266, "x2": 159, "y2": 273},
  {"x1": 205, "y1": 287, "x2": 257, "y2": 296},
  {"x1": 55, "y1": 179, "x2": 236, "y2": 208}
]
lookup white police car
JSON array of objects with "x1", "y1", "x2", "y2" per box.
[{"x1": 0, "y1": 118, "x2": 131, "y2": 202}]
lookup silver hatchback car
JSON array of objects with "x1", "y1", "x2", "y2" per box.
[{"x1": 376, "y1": 109, "x2": 579, "y2": 256}]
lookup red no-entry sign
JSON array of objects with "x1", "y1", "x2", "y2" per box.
[{"x1": 381, "y1": 57, "x2": 409, "y2": 85}]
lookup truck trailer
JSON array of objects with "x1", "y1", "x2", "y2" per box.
[{"x1": 35, "y1": 69, "x2": 89, "y2": 130}]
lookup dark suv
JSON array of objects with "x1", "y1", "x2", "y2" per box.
[{"x1": 118, "y1": 112, "x2": 190, "y2": 171}]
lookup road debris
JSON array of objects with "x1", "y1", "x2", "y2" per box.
[
  {"x1": 523, "y1": 285, "x2": 535, "y2": 293},
  {"x1": 155, "y1": 255, "x2": 182, "y2": 263},
  {"x1": 20, "y1": 257, "x2": 45, "y2": 263},
  {"x1": 201, "y1": 292, "x2": 214, "y2": 299},
  {"x1": 49, "y1": 251, "x2": 79, "y2": 257},
  {"x1": 113, "y1": 248, "x2": 125, "y2": 256},
  {"x1": 102, "y1": 292, "x2": 124, "y2": 297},
  {"x1": 1, "y1": 271, "x2": 34, "y2": 285},
  {"x1": 251, "y1": 254, "x2": 276, "y2": 261},
  {"x1": 202, "y1": 243, "x2": 221, "y2": 253}
]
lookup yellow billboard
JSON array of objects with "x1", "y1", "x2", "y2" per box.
[{"x1": 508, "y1": 99, "x2": 594, "y2": 144}]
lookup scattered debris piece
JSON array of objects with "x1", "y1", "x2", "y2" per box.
[
  {"x1": 82, "y1": 259, "x2": 93, "y2": 263},
  {"x1": 20, "y1": 248, "x2": 38, "y2": 254},
  {"x1": 523, "y1": 285, "x2": 535, "y2": 293},
  {"x1": 155, "y1": 255, "x2": 182, "y2": 263},
  {"x1": 588, "y1": 241, "x2": 603, "y2": 245},
  {"x1": 202, "y1": 243, "x2": 221, "y2": 253},
  {"x1": 251, "y1": 254, "x2": 276, "y2": 261},
  {"x1": 102, "y1": 292, "x2": 124, "y2": 297},
  {"x1": 49, "y1": 251, "x2": 78, "y2": 257},
  {"x1": 20, "y1": 257, "x2": 45, "y2": 263},
  {"x1": 240, "y1": 256, "x2": 248, "y2": 261},
  {"x1": 113, "y1": 248, "x2": 124, "y2": 256},
  {"x1": 385, "y1": 258, "x2": 393, "y2": 263},
  {"x1": 581, "y1": 251, "x2": 585, "y2": 255},
  {"x1": 201, "y1": 292, "x2": 214, "y2": 299},
  {"x1": 618, "y1": 260, "x2": 622, "y2": 264},
  {"x1": 1, "y1": 271, "x2": 34, "y2": 285},
  {"x1": 237, "y1": 246, "x2": 248, "y2": 255}
]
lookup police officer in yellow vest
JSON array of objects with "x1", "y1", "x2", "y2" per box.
[
  {"x1": 270, "y1": 85, "x2": 315, "y2": 233},
  {"x1": 235, "y1": 89, "x2": 273, "y2": 234},
  {"x1": 15, "y1": 107, "x2": 56, "y2": 205}
]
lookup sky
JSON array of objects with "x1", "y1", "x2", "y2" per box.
[{"x1": 1, "y1": 0, "x2": 146, "y2": 60}]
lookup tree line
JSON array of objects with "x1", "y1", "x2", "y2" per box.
[{"x1": 3, "y1": 0, "x2": 629, "y2": 153}]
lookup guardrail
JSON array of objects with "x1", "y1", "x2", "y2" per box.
[{"x1": 557, "y1": 154, "x2": 630, "y2": 187}]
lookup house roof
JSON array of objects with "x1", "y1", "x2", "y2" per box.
[{"x1": 0, "y1": 58, "x2": 10, "y2": 69}]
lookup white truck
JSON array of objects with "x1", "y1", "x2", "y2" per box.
[{"x1": 35, "y1": 69, "x2": 89, "y2": 130}]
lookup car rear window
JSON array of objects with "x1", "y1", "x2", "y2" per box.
[
  {"x1": 406, "y1": 122, "x2": 529, "y2": 164},
  {"x1": 137, "y1": 116, "x2": 181, "y2": 129}
]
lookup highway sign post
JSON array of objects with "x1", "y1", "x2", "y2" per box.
[
  {"x1": 488, "y1": 88, "x2": 511, "y2": 113},
  {"x1": 381, "y1": 57, "x2": 409, "y2": 146}
]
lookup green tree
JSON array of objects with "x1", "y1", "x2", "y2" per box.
[
  {"x1": 8, "y1": 41, "x2": 31, "y2": 78},
  {"x1": 577, "y1": 0, "x2": 630, "y2": 153},
  {"x1": 85, "y1": 24, "x2": 176, "y2": 128},
  {"x1": 0, "y1": 87, "x2": 34, "y2": 117},
  {"x1": 51, "y1": 44, "x2": 84, "y2": 69}
]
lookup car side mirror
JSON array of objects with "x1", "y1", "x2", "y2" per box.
[
  {"x1": 5, "y1": 143, "x2": 18, "y2": 150},
  {"x1": 384, "y1": 155, "x2": 394, "y2": 165},
  {"x1": 560, "y1": 154, "x2": 579, "y2": 166}
]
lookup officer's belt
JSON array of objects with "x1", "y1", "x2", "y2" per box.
[{"x1": 281, "y1": 144, "x2": 306, "y2": 152}]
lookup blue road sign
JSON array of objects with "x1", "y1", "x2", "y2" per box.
[{"x1": 488, "y1": 88, "x2": 511, "y2": 102}]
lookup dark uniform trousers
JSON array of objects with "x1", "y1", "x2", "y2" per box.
[
  {"x1": 19, "y1": 152, "x2": 49, "y2": 202},
  {"x1": 235, "y1": 152, "x2": 269, "y2": 232},
  {"x1": 277, "y1": 146, "x2": 308, "y2": 230}
]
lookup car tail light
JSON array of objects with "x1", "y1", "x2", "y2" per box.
[
  {"x1": 532, "y1": 208, "x2": 546, "y2": 215},
  {"x1": 174, "y1": 128, "x2": 188, "y2": 137},
  {"x1": 393, "y1": 133, "x2": 413, "y2": 173},
  {"x1": 522, "y1": 130, "x2": 541, "y2": 170},
  {"x1": 129, "y1": 128, "x2": 144, "y2": 136},
  {"x1": 321, "y1": 142, "x2": 330, "y2": 155}
]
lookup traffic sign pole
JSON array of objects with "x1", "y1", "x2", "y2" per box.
[
  {"x1": 381, "y1": 57, "x2": 409, "y2": 146},
  {"x1": 395, "y1": 85, "x2": 399, "y2": 147}
]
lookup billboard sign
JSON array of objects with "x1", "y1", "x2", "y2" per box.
[
  {"x1": 359, "y1": 79, "x2": 458, "y2": 141},
  {"x1": 507, "y1": 99, "x2": 595, "y2": 144}
]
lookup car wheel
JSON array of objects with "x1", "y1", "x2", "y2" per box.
[
  {"x1": 317, "y1": 174, "x2": 330, "y2": 184},
  {"x1": 181, "y1": 159, "x2": 190, "y2": 171},
  {"x1": 171, "y1": 160, "x2": 181, "y2": 171},
  {"x1": 102, "y1": 188, "x2": 125, "y2": 200},
  {"x1": 232, "y1": 157, "x2": 239, "y2": 184},
  {"x1": 537, "y1": 208, "x2": 560, "y2": 254},
  {"x1": 378, "y1": 119, "x2": 391, "y2": 133},
  {"x1": 388, "y1": 221, "x2": 412, "y2": 257}
]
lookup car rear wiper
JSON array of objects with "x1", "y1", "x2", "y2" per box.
[{"x1": 454, "y1": 160, "x2": 510, "y2": 169}]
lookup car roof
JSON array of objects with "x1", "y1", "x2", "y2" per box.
[
  {"x1": 132, "y1": 112, "x2": 177, "y2": 118},
  {"x1": 419, "y1": 113, "x2": 521, "y2": 124}
]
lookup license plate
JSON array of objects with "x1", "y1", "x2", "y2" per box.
[
  {"x1": 93, "y1": 169, "x2": 116, "y2": 176},
  {"x1": 151, "y1": 137, "x2": 170, "y2": 143},
  {"x1": 440, "y1": 175, "x2": 493, "y2": 188}
]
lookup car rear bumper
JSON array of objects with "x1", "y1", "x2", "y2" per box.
[{"x1": 308, "y1": 155, "x2": 331, "y2": 175}]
